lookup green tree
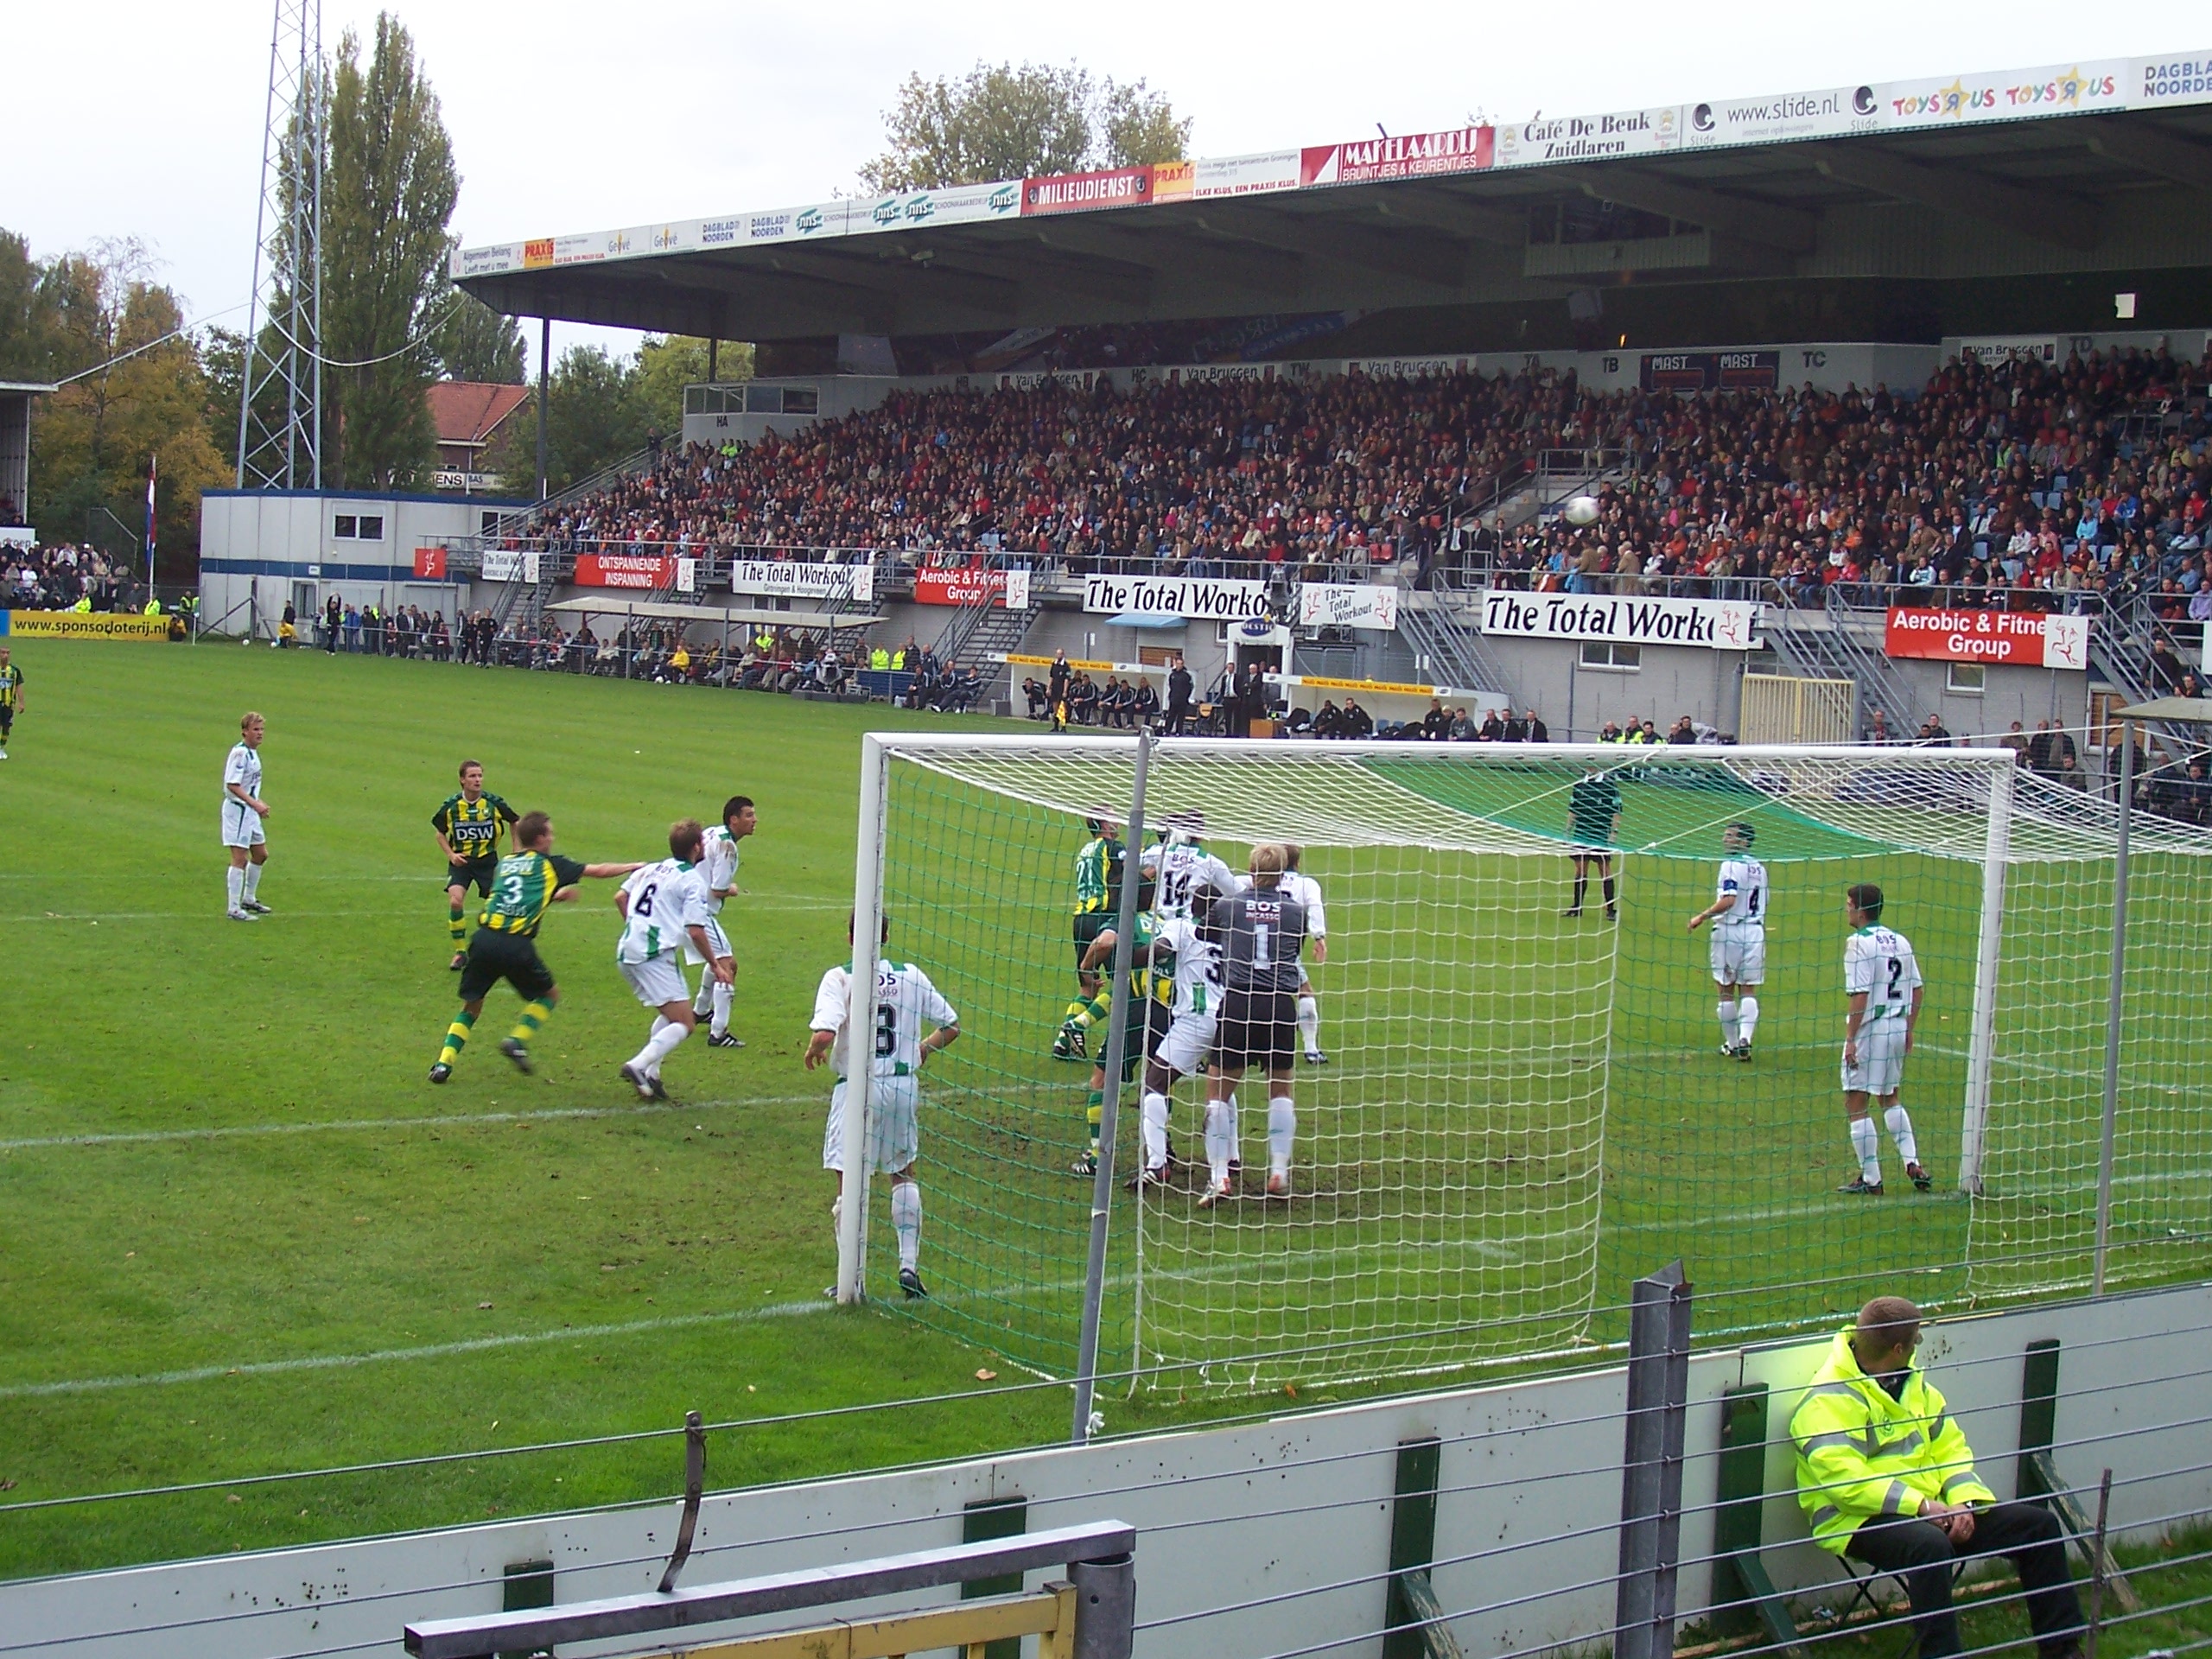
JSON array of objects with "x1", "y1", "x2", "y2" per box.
[
  {"x1": 0, "y1": 229, "x2": 61, "y2": 382},
  {"x1": 429, "y1": 283, "x2": 524, "y2": 384},
  {"x1": 860, "y1": 61, "x2": 1192, "y2": 193},
  {"x1": 27, "y1": 241, "x2": 226, "y2": 573},
  {"x1": 321, "y1": 12, "x2": 459, "y2": 489}
]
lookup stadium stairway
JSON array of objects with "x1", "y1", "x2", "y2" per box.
[
  {"x1": 1398, "y1": 591, "x2": 1517, "y2": 704},
  {"x1": 1762, "y1": 601, "x2": 1920, "y2": 738}
]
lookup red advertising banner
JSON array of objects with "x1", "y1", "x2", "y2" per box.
[
  {"x1": 574, "y1": 553, "x2": 677, "y2": 589},
  {"x1": 1883, "y1": 607, "x2": 2091, "y2": 669},
  {"x1": 411, "y1": 545, "x2": 448, "y2": 580},
  {"x1": 1020, "y1": 165, "x2": 1155, "y2": 215},
  {"x1": 1300, "y1": 126, "x2": 1494, "y2": 187},
  {"x1": 914, "y1": 569, "x2": 1006, "y2": 607}
]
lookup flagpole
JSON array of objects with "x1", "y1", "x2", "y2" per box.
[{"x1": 144, "y1": 453, "x2": 159, "y2": 594}]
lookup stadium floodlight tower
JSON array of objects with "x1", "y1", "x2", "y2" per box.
[{"x1": 234, "y1": 0, "x2": 324, "y2": 491}]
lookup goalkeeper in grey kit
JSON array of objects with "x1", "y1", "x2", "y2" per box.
[{"x1": 1200, "y1": 843, "x2": 1311, "y2": 1205}]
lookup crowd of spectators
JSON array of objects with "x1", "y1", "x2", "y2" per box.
[
  {"x1": 3, "y1": 541, "x2": 151, "y2": 613},
  {"x1": 503, "y1": 347, "x2": 2209, "y2": 640}
]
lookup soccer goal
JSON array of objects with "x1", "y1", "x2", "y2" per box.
[{"x1": 835, "y1": 734, "x2": 2212, "y2": 1391}]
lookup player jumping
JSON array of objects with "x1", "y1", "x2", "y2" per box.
[
  {"x1": 690, "y1": 795, "x2": 757, "y2": 1048},
  {"x1": 1838, "y1": 882, "x2": 1930, "y2": 1196},
  {"x1": 805, "y1": 913, "x2": 960, "y2": 1299},
  {"x1": 432, "y1": 761, "x2": 519, "y2": 969},
  {"x1": 1063, "y1": 880, "x2": 1173, "y2": 1178},
  {"x1": 1054, "y1": 812, "x2": 1124, "y2": 1060},
  {"x1": 1687, "y1": 822, "x2": 1767, "y2": 1059},
  {"x1": 1123, "y1": 895, "x2": 1223, "y2": 1192},
  {"x1": 429, "y1": 812, "x2": 641, "y2": 1082}
]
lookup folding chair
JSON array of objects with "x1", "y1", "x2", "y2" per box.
[{"x1": 1820, "y1": 1555, "x2": 1967, "y2": 1658}]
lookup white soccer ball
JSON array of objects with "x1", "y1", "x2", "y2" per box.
[{"x1": 1563, "y1": 495, "x2": 1602, "y2": 526}]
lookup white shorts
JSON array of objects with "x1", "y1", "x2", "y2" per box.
[
  {"x1": 1154, "y1": 1010, "x2": 1218, "y2": 1077},
  {"x1": 823, "y1": 1073, "x2": 920, "y2": 1176},
  {"x1": 1710, "y1": 931, "x2": 1766, "y2": 986},
  {"x1": 221, "y1": 799, "x2": 266, "y2": 849},
  {"x1": 1841, "y1": 1017, "x2": 1908, "y2": 1097},
  {"x1": 620, "y1": 955, "x2": 690, "y2": 1009},
  {"x1": 683, "y1": 916, "x2": 733, "y2": 966}
]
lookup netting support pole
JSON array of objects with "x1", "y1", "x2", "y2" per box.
[
  {"x1": 2093, "y1": 725, "x2": 2133, "y2": 1298},
  {"x1": 1072, "y1": 731, "x2": 1152, "y2": 1445},
  {"x1": 836, "y1": 734, "x2": 888, "y2": 1306},
  {"x1": 1959, "y1": 755, "x2": 2014, "y2": 1195}
]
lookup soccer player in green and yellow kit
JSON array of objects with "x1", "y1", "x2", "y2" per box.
[
  {"x1": 432, "y1": 760, "x2": 520, "y2": 969},
  {"x1": 429, "y1": 811, "x2": 641, "y2": 1083},
  {"x1": 0, "y1": 645, "x2": 23, "y2": 760},
  {"x1": 1053, "y1": 814, "x2": 1123, "y2": 1062},
  {"x1": 1059, "y1": 876, "x2": 1173, "y2": 1177}
]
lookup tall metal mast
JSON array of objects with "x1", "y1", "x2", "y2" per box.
[{"x1": 235, "y1": 0, "x2": 324, "y2": 490}]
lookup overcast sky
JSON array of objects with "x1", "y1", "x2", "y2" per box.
[{"x1": 16, "y1": 2, "x2": 2187, "y2": 370}]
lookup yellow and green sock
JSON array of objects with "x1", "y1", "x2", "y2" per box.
[
  {"x1": 438, "y1": 1008, "x2": 477, "y2": 1066},
  {"x1": 1086, "y1": 1089, "x2": 1103, "y2": 1154},
  {"x1": 448, "y1": 903, "x2": 467, "y2": 944},
  {"x1": 510, "y1": 995, "x2": 555, "y2": 1046}
]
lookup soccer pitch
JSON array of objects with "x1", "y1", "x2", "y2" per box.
[{"x1": 1, "y1": 643, "x2": 2202, "y2": 1578}]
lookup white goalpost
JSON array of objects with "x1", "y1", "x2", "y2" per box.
[{"x1": 833, "y1": 733, "x2": 2211, "y2": 1393}]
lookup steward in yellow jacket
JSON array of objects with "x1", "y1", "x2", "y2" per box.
[{"x1": 1789, "y1": 1297, "x2": 2083, "y2": 1659}]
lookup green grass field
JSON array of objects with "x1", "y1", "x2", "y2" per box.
[{"x1": 1, "y1": 640, "x2": 2202, "y2": 1580}]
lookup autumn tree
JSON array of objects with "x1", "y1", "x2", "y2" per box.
[
  {"x1": 430, "y1": 283, "x2": 524, "y2": 384},
  {"x1": 860, "y1": 62, "x2": 1191, "y2": 193}
]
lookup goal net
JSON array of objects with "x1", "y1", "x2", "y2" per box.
[{"x1": 837, "y1": 735, "x2": 2212, "y2": 1390}]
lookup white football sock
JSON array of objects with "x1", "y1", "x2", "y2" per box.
[
  {"x1": 890, "y1": 1179, "x2": 922, "y2": 1270},
  {"x1": 1738, "y1": 995, "x2": 1761, "y2": 1044},
  {"x1": 1268, "y1": 1096, "x2": 1296, "y2": 1177},
  {"x1": 1885, "y1": 1104, "x2": 1919, "y2": 1165},
  {"x1": 1203, "y1": 1100, "x2": 1234, "y2": 1187},
  {"x1": 1717, "y1": 1000, "x2": 1740, "y2": 1044},
  {"x1": 629, "y1": 1019, "x2": 690, "y2": 1075},
  {"x1": 1850, "y1": 1116, "x2": 1883, "y2": 1184},
  {"x1": 1297, "y1": 994, "x2": 1320, "y2": 1054},
  {"x1": 1140, "y1": 1090, "x2": 1171, "y2": 1172},
  {"x1": 226, "y1": 867, "x2": 244, "y2": 912},
  {"x1": 691, "y1": 976, "x2": 713, "y2": 1018},
  {"x1": 830, "y1": 1195, "x2": 843, "y2": 1255},
  {"x1": 710, "y1": 981, "x2": 734, "y2": 1038},
  {"x1": 241, "y1": 861, "x2": 264, "y2": 901},
  {"x1": 1225, "y1": 1092, "x2": 1241, "y2": 1160}
]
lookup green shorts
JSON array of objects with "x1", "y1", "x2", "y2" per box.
[
  {"x1": 457, "y1": 929, "x2": 555, "y2": 1003},
  {"x1": 445, "y1": 857, "x2": 499, "y2": 897}
]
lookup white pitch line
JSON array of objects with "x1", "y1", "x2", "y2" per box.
[
  {"x1": 0, "y1": 1302, "x2": 831, "y2": 1400},
  {"x1": 0, "y1": 1096, "x2": 821, "y2": 1152}
]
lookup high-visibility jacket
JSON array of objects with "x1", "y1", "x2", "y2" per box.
[
  {"x1": 870, "y1": 647, "x2": 890, "y2": 670},
  {"x1": 1789, "y1": 1326, "x2": 1994, "y2": 1555}
]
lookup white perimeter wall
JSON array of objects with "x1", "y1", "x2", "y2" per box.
[{"x1": 3, "y1": 1281, "x2": 2205, "y2": 1659}]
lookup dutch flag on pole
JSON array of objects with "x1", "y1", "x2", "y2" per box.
[{"x1": 144, "y1": 453, "x2": 157, "y2": 586}]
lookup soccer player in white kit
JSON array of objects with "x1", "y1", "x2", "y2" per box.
[
  {"x1": 613, "y1": 820, "x2": 729, "y2": 1101},
  {"x1": 221, "y1": 711, "x2": 272, "y2": 920},
  {"x1": 689, "y1": 795, "x2": 756, "y2": 1048},
  {"x1": 1140, "y1": 811, "x2": 1241, "y2": 923},
  {"x1": 1122, "y1": 905, "x2": 1224, "y2": 1191},
  {"x1": 1281, "y1": 845, "x2": 1330, "y2": 1065},
  {"x1": 1685, "y1": 823, "x2": 1767, "y2": 1059},
  {"x1": 804, "y1": 915, "x2": 960, "y2": 1299},
  {"x1": 1838, "y1": 882, "x2": 1929, "y2": 1196}
]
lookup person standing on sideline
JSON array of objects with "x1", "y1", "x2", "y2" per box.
[
  {"x1": 429, "y1": 813, "x2": 642, "y2": 1083},
  {"x1": 432, "y1": 761, "x2": 520, "y2": 969},
  {"x1": 1791, "y1": 1296, "x2": 2085, "y2": 1659},
  {"x1": 1838, "y1": 882, "x2": 1929, "y2": 1195},
  {"x1": 1166, "y1": 654, "x2": 1193, "y2": 736},
  {"x1": 1048, "y1": 650, "x2": 1073, "y2": 732},
  {"x1": 690, "y1": 796, "x2": 758, "y2": 1047},
  {"x1": 323, "y1": 594, "x2": 341, "y2": 653},
  {"x1": 806, "y1": 913, "x2": 961, "y2": 1300},
  {"x1": 0, "y1": 644, "x2": 23, "y2": 760},
  {"x1": 223, "y1": 712, "x2": 273, "y2": 920}
]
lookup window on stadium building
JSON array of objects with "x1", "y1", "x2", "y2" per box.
[
  {"x1": 1948, "y1": 661, "x2": 1986, "y2": 694},
  {"x1": 333, "y1": 514, "x2": 356, "y2": 538},
  {"x1": 1580, "y1": 640, "x2": 1641, "y2": 671}
]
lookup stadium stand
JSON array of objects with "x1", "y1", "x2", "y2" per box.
[{"x1": 2, "y1": 542, "x2": 149, "y2": 612}]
